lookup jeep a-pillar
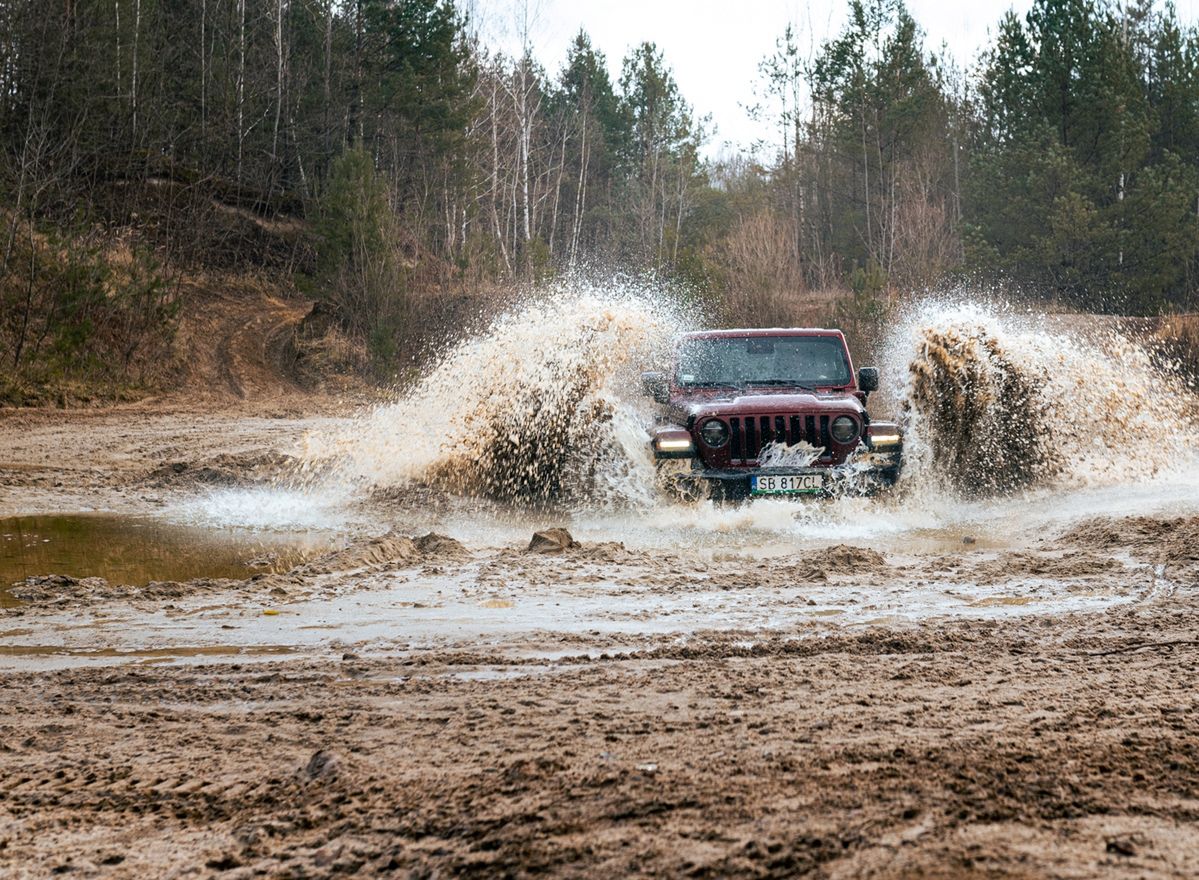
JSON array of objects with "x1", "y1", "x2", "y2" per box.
[{"x1": 641, "y1": 329, "x2": 902, "y2": 501}]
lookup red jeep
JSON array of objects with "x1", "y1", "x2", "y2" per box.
[{"x1": 642, "y1": 329, "x2": 902, "y2": 500}]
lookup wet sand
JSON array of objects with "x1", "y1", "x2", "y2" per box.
[
  {"x1": 2, "y1": 405, "x2": 1199, "y2": 877},
  {"x1": 4, "y1": 604, "x2": 1199, "y2": 878}
]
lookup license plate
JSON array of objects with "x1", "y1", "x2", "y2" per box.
[{"x1": 751, "y1": 474, "x2": 825, "y2": 495}]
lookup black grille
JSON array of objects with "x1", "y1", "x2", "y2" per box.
[{"x1": 725, "y1": 414, "x2": 833, "y2": 464}]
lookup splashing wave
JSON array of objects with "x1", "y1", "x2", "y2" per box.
[
  {"x1": 297, "y1": 280, "x2": 686, "y2": 507},
  {"x1": 889, "y1": 301, "x2": 1195, "y2": 496}
]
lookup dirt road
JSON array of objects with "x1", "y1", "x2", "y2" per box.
[{"x1": 2, "y1": 402, "x2": 1199, "y2": 878}]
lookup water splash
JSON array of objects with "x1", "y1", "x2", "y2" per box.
[
  {"x1": 294, "y1": 287, "x2": 1198, "y2": 516},
  {"x1": 297, "y1": 278, "x2": 688, "y2": 507},
  {"x1": 885, "y1": 299, "x2": 1196, "y2": 496},
  {"x1": 167, "y1": 286, "x2": 1199, "y2": 556},
  {"x1": 168, "y1": 486, "x2": 355, "y2": 532},
  {"x1": 758, "y1": 439, "x2": 824, "y2": 468}
]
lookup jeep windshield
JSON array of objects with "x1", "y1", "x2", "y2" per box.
[{"x1": 675, "y1": 336, "x2": 851, "y2": 389}]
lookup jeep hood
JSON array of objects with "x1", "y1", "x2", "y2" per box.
[{"x1": 681, "y1": 392, "x2": 866, "y2": 421}]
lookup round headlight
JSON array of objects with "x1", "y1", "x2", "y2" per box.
[
  {"x1": 830, "y1": 415, "x2": 859, "y2": 444},
  {"x1": 700, "y1": 419, "x2": 729, "y2": 447}
]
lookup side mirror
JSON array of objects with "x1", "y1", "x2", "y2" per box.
[
  {"x1": 858, "y1": 367, "x2": 879, "y2": 394},
  {"x1": 641, "y1": 371, "x2": 670, "y2": 404}
]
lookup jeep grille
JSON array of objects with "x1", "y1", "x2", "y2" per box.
[{"x1": 727, "y1": 414, "x2": 833, "y2": 465}]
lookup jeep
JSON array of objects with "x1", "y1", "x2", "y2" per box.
[{"x1": 642, "y1": 329, "x2": 902, "y2": 500}]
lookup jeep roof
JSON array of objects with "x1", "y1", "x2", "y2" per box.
[{"x1": 678, "y1": 328, "x2": 846, "y2": 340}]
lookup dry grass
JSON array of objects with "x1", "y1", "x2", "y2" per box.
[{"x1": 1153, "y1": 313, "x2": 1199, "y2": 391}]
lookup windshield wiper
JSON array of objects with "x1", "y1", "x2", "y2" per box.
[
  {"x1": 744, "y1": 379, "x2": 818, "y2": 391},
  {"x1": 683, "y1": 380, "x2": 826, "y2": 393}
]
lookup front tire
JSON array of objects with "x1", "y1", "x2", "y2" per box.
[
  {"x1": 654, "y1": 460, "x2": 708, "y2": 504},
  {"x1": 707, "y1": 479, "x2": 750, "y2": 504}
]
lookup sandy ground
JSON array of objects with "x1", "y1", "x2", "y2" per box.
[{"x1": 2, "y1": 404, "x2": 1199, "y2": 878}]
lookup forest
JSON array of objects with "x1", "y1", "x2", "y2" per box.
[{"x1": 2, "y1": 0, "x2": 1199, "y2": 392}]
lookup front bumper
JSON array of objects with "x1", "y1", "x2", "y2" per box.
[{"x1": 657, "y1": 455, "x2": 901, "y2": 501}]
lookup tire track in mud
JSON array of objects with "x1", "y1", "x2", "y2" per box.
[
  {"x1": 179, "y1": 287, "x2": 313, "y2": 402},
  {"x1": 3, "y1": 606, "x2": 1199, "y2": 879}
]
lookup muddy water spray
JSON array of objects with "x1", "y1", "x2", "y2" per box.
[
  {"x1": 298, "y1": 290, "x2": 1196, "y2": 513},
  {"x1": 888, "y1": 301, "x2": 1196, "y2": 496},
  {"x1": 298, "y1": 283, "x2": 687, "y2": 506}
]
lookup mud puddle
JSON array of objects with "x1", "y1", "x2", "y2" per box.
[
  {"x1": 1, "y1": 546, "x2": 1150, "y2": 671},
  {"x1": 0, "y1": 513, "x2": 335, "y2": 589}
]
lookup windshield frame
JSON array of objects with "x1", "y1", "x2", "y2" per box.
[{"x1": 673, "y1": 333, "x2": 855, "y2": 390}]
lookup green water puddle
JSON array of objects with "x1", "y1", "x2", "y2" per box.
[{"x1": 1, "y1": 513, "x2": 333, "y2": 595}]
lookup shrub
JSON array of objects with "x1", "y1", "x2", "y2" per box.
[
  {"x1": 0, "y1": 219, "x2": 177, "y2": 404},
  {"x1": 311, "y1": 149, "x2": 411, "y2": 374}
]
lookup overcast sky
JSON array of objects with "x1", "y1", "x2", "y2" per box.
[{"x1": 474, "y1": 0, "x2": 1199, "y2": 157}]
